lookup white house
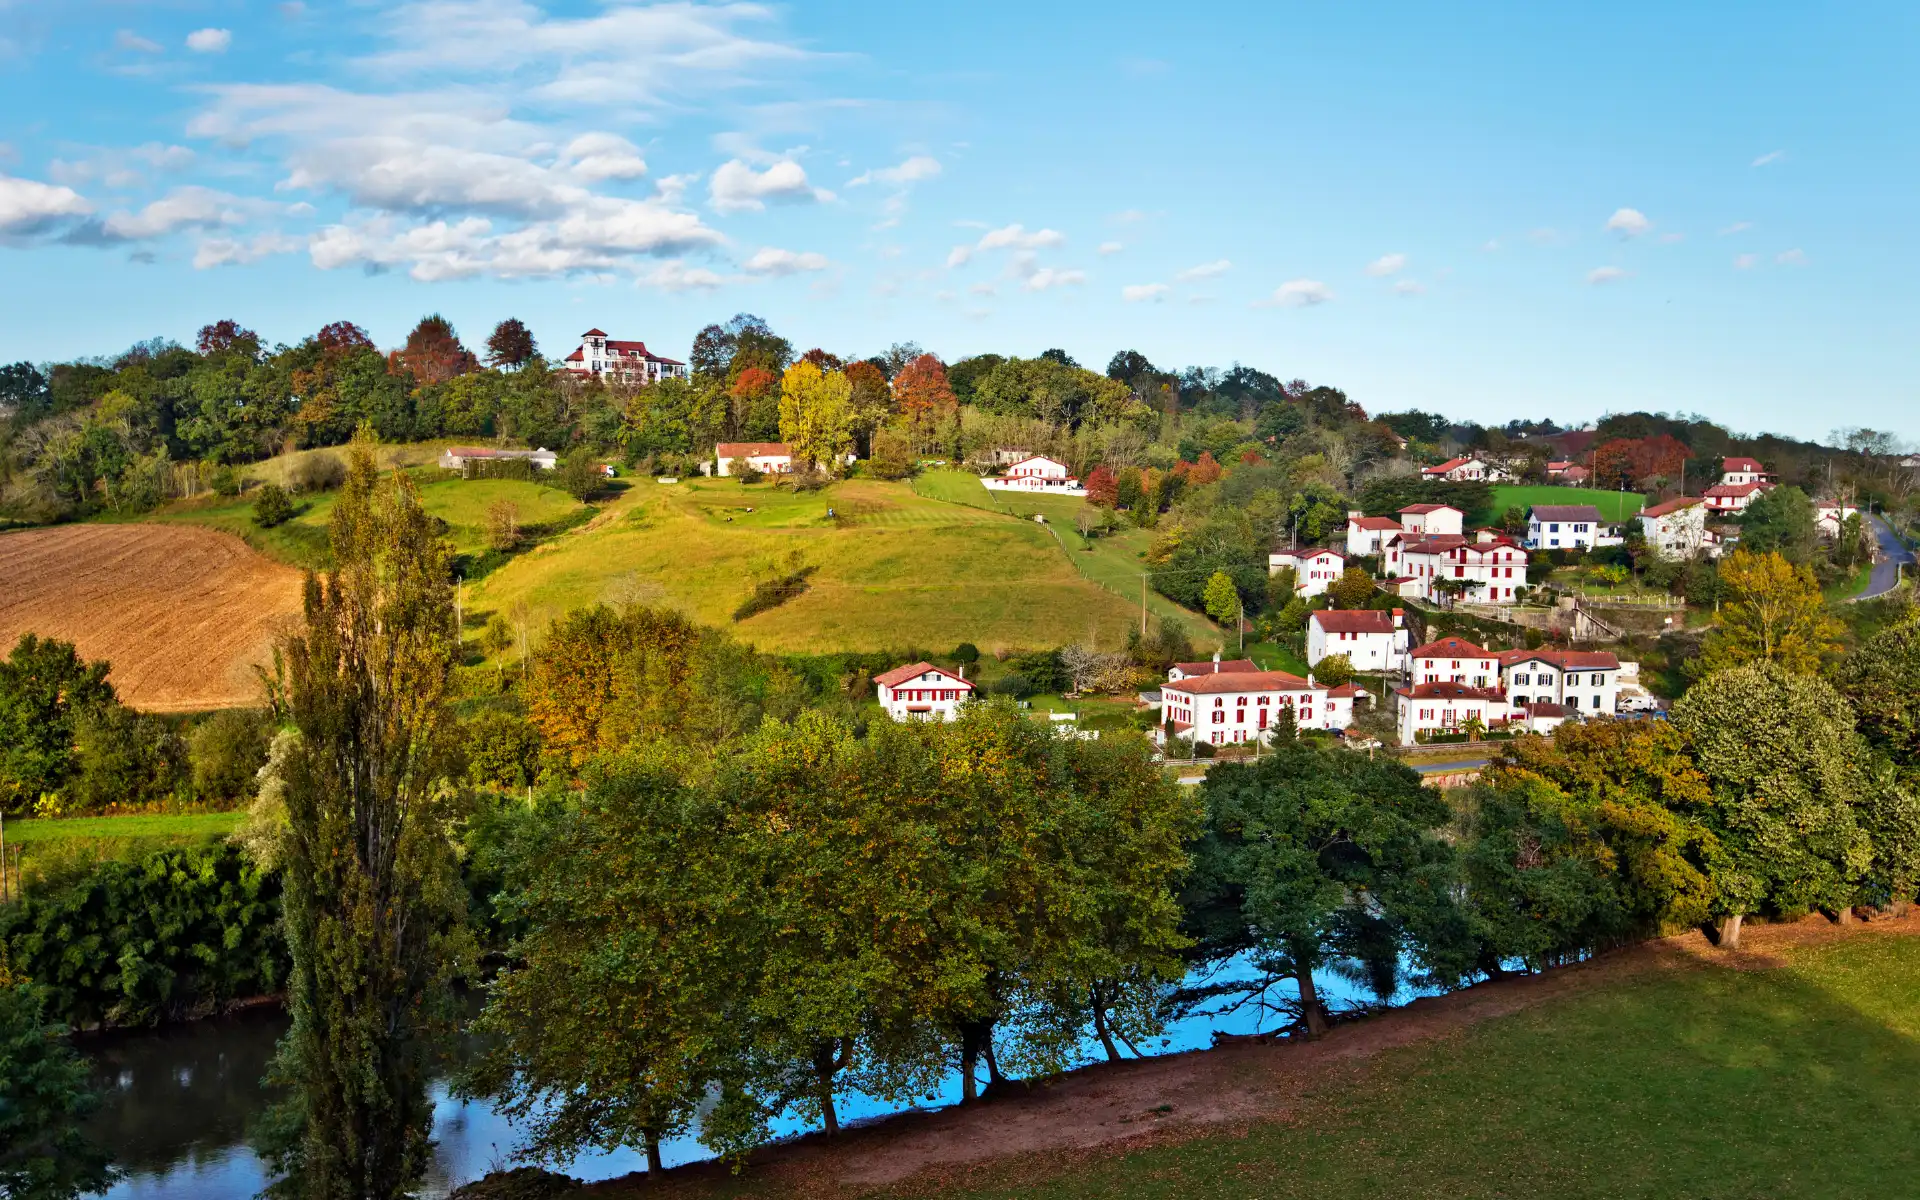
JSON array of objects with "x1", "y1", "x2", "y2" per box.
[
  {"x1": 1520, "y1": 701, "x2": 1571, "y2": 735},
  {"x1": 1307, "y1": 608, "x2": 1409, "y2": 673},
  {"x1": 982, "y1": 455, "x2": 1084, "y2": 495},
  {"x1": 1719, "y1": 456, "x2": 1771, "y2": 487},
  {"x1": 1638, "y1": 496, "x2": 1716, "y2": 560},
  {"x1": 874, "y1": 662, "x2": 974, "y2": 722},
  {"x1": 1269, "y1": 547, "x2": 1348, "y2": 597},
  {"x1": 1161, "y1": 669, "x2": 1355, "y2": 748},
  {"x1": 561, "y1": 329, "x2": 690, "y2": 384},
  {"x1": 1399, "y1": 503, "x2": 1466, "y2": 538},
  {"x1": 1410, "y1": 636, "x2": 1501, "y2": 689},
  {"x1": 440, "y1": 445, "x2": 559, "y2": 471},
  {"x1": 1704, "y1": 481, "x2": 1772, "y2": 515},
  {"x1": 1815, "y1": 500, "x2": 1860, "y2": 540},
  {"x1": 1168, "y1": 655, "x2": 1260, "y2": 683},
  {"x1": 1420, "y1": 456, "x2": 1508, "y2": 482},
  {"x1": 1526, "y1": 504, "x2": 1606, "y2": 551},
  {"x1": 1497, "y1": 649, "x2": 1622, "y2": 717},
  {"x1": 714, "y1": 442, "x2": 794, "y2": 476},
  {"x1": 1344, "y1": 512, "x2": 1406, "y2": 557},
  {"x1": 1394, "y1": 682, "x2": 1511, "y2": 745},
  {"x1": 1399, "y1": 536, "x2": 1528, "y2": 605}
]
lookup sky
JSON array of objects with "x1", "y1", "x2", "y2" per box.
[{"x1": 0, "y1": 1, "x2": 1914, "y2": 440}]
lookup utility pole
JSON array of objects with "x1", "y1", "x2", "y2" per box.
[{"x1": 1140, "y1": 573, "x2": 1148, "y2": 639}]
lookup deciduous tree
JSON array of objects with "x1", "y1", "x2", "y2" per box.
[
  {"x1": 777, "y1": 361, "x2": 854, "y2": 473},
  {"x1": 484, "y1": 318, "x2": 538, "y2": 369},
  {"x1": 1202, "y1": 570, "x2": 1240, "y2": 625},
  {"x1": 0, "y1": 980, "x2": 112, "y2": 1200},
  {"x1": 392, "y1": 314, "x2": 477, "y2": 385},
  {"x1": 1327, "y1": 565, "x2": 1377, "y2": 609},
  {"x1": 1697, "y1": 550, "x2": 1842, "y2": 675}
]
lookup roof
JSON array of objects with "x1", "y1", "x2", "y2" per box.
[
  {"x1": 1530, "y1": 505, "x2": 1604, "y2": 523},
  {"x1": 1172, "y1": 659, "x2": 1259, "y2": 676},
  {"x1": 1325, "y1": 682, "x2": 1366, "y2": 698},
  {"x1": 1547, "y1": 459, "x2": 1573, "y2": 469},
  {"x1": 1562, "y1": 465, "x2": 1591, "y2": 478},
  {"x1": 1422, "y1": 457, "x2": 1472, "y2": 474},
  {"x1": 1411, "y1": 636, "x2": 1493, "y2": 659},
  {"x1": 1400, "y1": 503, "x2": 1464, "y2": 516},
  {"x1": 1496, "y1": 648, "x2": 1621, "y2": 670},
  {"x1": 1273, "y1": 546, "x2": 1345, "y2": 561},
  {"x1": 1525, "y1": 701, "x2": 1569, "y2": 717},
  {"x1": 446, "y1": 446, "x2": 550, "y2": 459},
  {"x1": 873, "y1": 662, "x2": 974, "y2": 690},
  {"x1": 1164, "y1": 669, "x2": 1317, "y2": 696},
  {"x1": 603, "y1": 339, "x2": 686, "y2": 365},
  {"x1": 717, "y1": 441, "x2": 793, "y2": 458},
  {"x1": 1641, "y1": 496, "x2": 1703, "y2": 518},
  {"x1": 1396, "y1": 682, "x2": 1507, "y2": 702},
  {"x1": 1007, "y1": 455, "x2": 1069, "y2": 470},
  {"x1": 1400, "y1": 535, "x2": 1469, "y2": 555},
  {"x1": 563, "y1": 348, "x2": 585, "y2": 362},
  {"x1": 1348, "y1": 516, "x2": 1404, "y2": 531},
  {"x1": 581, "y1": 328, "x2": 608, "y2": 337},
  {"x1": 1722, "y1": 456, "x2": 1765, "y2": 472},
  {"x1": 1705, "y1": 482, "x2": 1768, "y2": 499},
  {"x1": 1310, "y1": 609, "x2": 1397, "y2": 634}
]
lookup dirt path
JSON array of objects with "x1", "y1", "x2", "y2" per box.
[
  {"x1": 0, "y1": 524, "x2": 303, "y2": 711},
  {"x1": 588, "y1": 914, "x2": 1920, "y2": 1198}
]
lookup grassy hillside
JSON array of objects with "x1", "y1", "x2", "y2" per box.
[
  {"x1": 468, "y1": 474, "x2": 1208, "y2": 655},
  {"x1": 1483, "y1": 485, "x2": 1647, "y2": 525}
]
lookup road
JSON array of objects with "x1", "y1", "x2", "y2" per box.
[{"x1": 1857, "y1": 514, "x2": 1914, "y2": 601}]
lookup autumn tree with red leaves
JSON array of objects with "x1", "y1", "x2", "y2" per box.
[
  {"x1": 486, "y1": 318, "x2": 538, "y2": 369},
  {"x1": 1084, "y1": 465, "x2": 1119, "y2": 508},
  {"x1": 314, "y1": 321, "x2": 374, "y2": 355},
  {"x1": 894, "y1": 354, "x2": 956, "y2": 429},
  {"x1": 197, "y1": 319, "x2": 260, "y2": 356},
  {"x1": 1186, "y1": 452, "x2": 1224, "y2": 486},
  {"x1": 392, "y1": 314, "x2": 478, "y2": 386},
  {"x1": 1592, "y1": 435, "x2": 1692, "y2": 491}
]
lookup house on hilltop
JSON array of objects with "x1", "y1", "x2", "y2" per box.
[
  {"x1": 1307, "y1": 608, "x2": 1408, "y2": 672},
  {"x1": 1719, "y1": 456, "x2": 1772, "y2": 486},
  {"x1": 874, "y1": 662, "x2": 974, "y2": 722},
  {"x1": 1420, "y1": 456, "x2": 1508, "y2": 483},
  {"x1": 713, "y1": 442, "x2": 794, "y2": 476},
  {"x1": 983, "y1": 454, "x2": 1084, "y2": 495},
  {"x1": 560, "y1": 328, "x2": 689, "y2": 384}
]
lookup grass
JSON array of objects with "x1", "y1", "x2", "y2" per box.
[
  {"x1": 1482, "y1": 485, "x2": 1647, "y2": 526},
  {"x1": 1, "y1": 812, "x2": 242, "y2": 843},
  {"x1": 1245, "y1": 640, "x2": 1312, "y2": 676},
  {"x1": 1824, "y1": 560, "x2": 1874, "y2": 605}
]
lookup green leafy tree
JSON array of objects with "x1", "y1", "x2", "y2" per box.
[
  {"x1": 1458, "y1": 777, "x2": 1628, "y2": 973},
  {"x1": 252, "y1": 482, "x2": 294, "y2": 528},
  {"x1": 0, "y1": 635, "x2": 117, "y2": 815},
  {"x1": 1312, "y1": 653, "x2": 1355, "y2": 687},
  {"x1": 553, "y1": 451, "x2": 601, "y2": 502},
  {"x1": 777, "y1": 360, "x2": 854, "y2": 473},
  {"x1": 0, "y1": 981, "x2": 113, "y2": 1200},
  {"x1": 261, "y1": 437, "x2": 472, "y2": 1200},
  {"x1": 1697, "y1": 549, "x2": 1843, "y2": 676},
  {"x1": 1327, "y1": 565, "x2": 1376, "y2": 609},
  {"x1": 1202, "y1": 570, "x2": 1240, "y2": 625},
  {"x1": 1736, "y1": 484, "x2": 1818, "y2": 563},
  {"x1": 1835, "y1": 617, "x2": 1920, "y2": 765}
]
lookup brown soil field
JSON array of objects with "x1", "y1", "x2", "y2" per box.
[{"x1": 0, "y1": 524, "x2": 303, "y2": 711}]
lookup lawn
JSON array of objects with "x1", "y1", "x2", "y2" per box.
[
  {"x1": 1482, "y1": 485, "x2": 1647, "y2": 526},
  {"x1": 1, "y1": 812, "x2": 242, "y2": 843}
]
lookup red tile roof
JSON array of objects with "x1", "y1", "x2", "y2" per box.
[
  {"x1": 1310, "y1": 609, "x2": 1397, "y2": 634},
  {"x1": 1325, "y1": 682, "x2": 1367, "y2": 698},
  {"x1": 1705, "y1": 482, "x2": 1768, "y2": 499},
  {"x1": 716, "y1": 442, "x2": 792, "y2": 458},
  {"x1": 1396, "y1": 682, "x2": 1507, "y2": 701},
  {"x1": 1400, "y1": 503, "x2": 1464, "y2": 515},
  {"x1": 1524, "y1": 701, "x2": 1569, "y2": 717},
  {"x1": 1411, "y1": 636, "x2": 1493, "y2": 659},
  {"x1": 1422, "y1": 457, "x2": 1471, "y2": 474},
  {"x1": 1163, "y1": 669, "x2": 1315, "y2": 696},
  {"x1": 1495, "y1": 648, "x2": 1621, "y2": 670},
  {"x1": 1641, "y1": 496, "x2": 1703, "y2": 518},
  {"x1": 1721, "y1": 456, "x2": 1765, "y2": 472},
  {"x1": 1172, "y1": 659, "x2": 1259, "y2": 676},
  {"x1": 1273, "y1": 546, "x2": 1345, "y2": 560},
  {"x1": 1348, "y1": 516, "x2": 1404, "y2": 531},
  {"x1": 874, "y1": 662, "x2": 973, "y2": 690},
  {"x1": 581, "y1": 327, "x2": 608, "y2": 337}
]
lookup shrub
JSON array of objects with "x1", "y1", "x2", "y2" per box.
[
  {"x1": 251, "y1": 483, "x2": 293, "y2": 528},
  {"x1": 189, "y1": 708, "x2": 274, "y2": 807},
  {"x1": 952, "y1": 643, "x2": 980, "y2": 664},
  {"x1": 730, "y1": 457, "x2": 765, "y2": 484},
  {"x1": 733, "y1": 566, "x2": 818, "y2": 622},
  {"x1": 1190, "y1": 739, "x2": 1215, "y2": 759},
  {"x1": 287, "y1": 451, "x2": 346, "y2": 494},
  {"x1": 989, "y1": 673, "x2": 1032, "y2": 698},
  {"x1": 211, "y1": 465, "x2": 242, "y2": 497}
]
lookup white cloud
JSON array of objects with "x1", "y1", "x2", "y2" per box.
[
  {"x1": 743, "y1": 246, "x2": 829, "y2": 275},
  {"x1": 946, "y1": 245, "x2": 973, "y2": 268},
  {"x1": 1718, "y1": 221, "x2": 1753, "y2": 236},
  {"x1": 1393, "y1": 280, "x2": 1426, "y2": 296},
  {"x1": 1097, "y1": 241, "x2": 1123, "y2": 256},
  {"x1": 0, "y1": 174, "x2": 92, "y2": 235},
  {"x1": 1605, "y1": 208, "x2": 1651, "y2": 237},
  {"x1": 708, "y1": 158, "x2": 830, "y2": 211},
  {"x1": 563, "y1": 133, "x2": 647, "y2": 182},
  {"x1": 847, "y1": 155, "x2": 940, "y2": 187},
  {"x1": 51, "y1": 143, "x2": 198, "y2": 190},
  {"x1": 1752, "y1": 150, "x2": 1785, "y2": 167},
  {"x1": 1022, "y1": 266, "x2": 1084, "y2": 292},
  {"x1": 101, "y1": 186, "x2": 252, "y2": 239},
  {"x1": 967, "y1": 281, "x2": 996, "y2": 296},
  {"x1": 186, "y1": 28, "x2": 233, "y2": 54},
  {"x1": 1586, "y1": 266, "x2": 1629, "y2": 284},
  {"x1": 1111, "y1": 208, "x2": 1147, "y2": 223},
  {"x1": 1733, "y1": 253, "x2": 1759, "y2": 269},
  {"x1": 1256, "y1": 279, "x2": 1333, "y2": 308},
  {"x1": 1121, "y1": 282, "x2": 1169, "y2": 302},
  {"x1": 978, "y1": 223, "x2": 1063, "y2": 251},
  {"x1": 115, "y1": 30, "x2": 163, "y2": 54},
  {"x1": 1365, "y1": 252, "x2": 1407, "y2": 277},
  {"x1": 195, "y1": 232, "x2": 299, "y2": 269},
  {"x1": 1776, "y1": 248, "x2": 1807, "y2": 266},
  {"x1": 1176, "y1": 258, "x2": 1231, "y2": 281}
]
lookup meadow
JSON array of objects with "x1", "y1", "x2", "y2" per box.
[{"x1": 1483, "y1": 484, "x2": 1647, "y2": 525}]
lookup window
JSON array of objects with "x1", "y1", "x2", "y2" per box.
[
  {"x1": 1592, "y1": 695, "x2": 1602, "y2": 709},
  {"x1": 1212, "y1": 711, "x2": 1225, "y2": 724}
]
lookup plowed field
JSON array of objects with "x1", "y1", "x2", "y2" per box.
[{"x1": 0, "y1": 524, "x2": 303, "y2": 711}]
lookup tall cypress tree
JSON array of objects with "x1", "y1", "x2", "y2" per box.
[{"x1": 261, "y1": 433, "x2": 471, "y2": 1199}]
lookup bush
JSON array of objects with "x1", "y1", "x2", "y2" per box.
[
  {"x1": 189, "y1": 708, "x2": 274, "y2": 807},
  {"x1": 287, "y1": 451, "x2": 346, "y2": 494},
  {"x1": 989, "y1": 673, "x2": 1032, "y2": 698},
  {"x1": 211, "y1": 465, "x2": 242, "y2": 497},
  {"x1": 464, "y1": 710, "x2": 544, "y2": 790},
  {"x1": 733, "y1": 566, "x2": 818, "y2": 622},
  {"x1": 729, "y1": 458, "x2": 765, "y2": 484},
  {"x1": 1189, "y1": 739, "x2": 1215, "y2": 759},
  {"x1": 1011, "y1": 649, "x2": 1068, "y2": 693},
  {"x1": 952, "y1": 643, "x2": 980, "y2": 664},
  {"x1": 251, "y1": 483, "x2": 293, "y2": 528},
  {"x1": 554, "y1": 451, "x2": 602, "y2": 502}
]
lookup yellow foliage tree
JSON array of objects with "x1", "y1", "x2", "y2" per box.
[
  {"x1": 1698, "y1": 549, "x2": 1843, "y2": 676},
  {"x1": 778, "y1": 360, "x2": 854, "y2": 473}
]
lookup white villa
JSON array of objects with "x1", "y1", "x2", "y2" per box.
[
  {"x1": 1269, "y1": 546, "x2": 1348, "y2": 598},
  {"x1": 1392, "y1": 635, "x2": 1636, "y2": 744},
  {"x1": 1704, "y1": 481, "x2": 1772, "y2": 515},
  {"x1": 1394, "y1": 682, "x2": 1511, "y2": 746},
  {"x1": 1420, "y1": 456, "x2": 1508, "y2": 482},
  {"x1": 1526, "y1": 504, "x2": 1606, "y2": 551},
  {"x1": 1719, "y1": 456, "x2": 1771, "y2": 486},
  {"x1": 1497, "y1": 649, "x2": 1622, "y2": 717},
  {"x1": 874, "y1": 662, "x2": 974, "y2": 722},
  {"x1": 1160, "y1": 669, "x2": 1362, "y2": 748},
  {"x1": 1394, "y1": 533, "x2": 1527, "y2": 605},
  {"x1": 1638, "y1": 496, "x2": 1719, "y2": 560},
  {"x1": 1344, "y1": 512, "x2": 1407, "y2": 557},
  {"x1": 1410, "y1": 636, "x2": 1501, "y2": 689},
  {"x1": 713, "y1": 442, "x2": 794, "y2": 476},
  {"x1": 561, "y1": 328, "x2": 690, "y2": 384},
  {"x1": 1306, "y1": 608, "x2": 1409, "y2": 673},
  {"x1": 1168, "y1": 655, "x2": 1260, "y2": 683},
  {"x1": 1399, "y1": 503, "x2": 1465, "y2": 538},
  {"x1": 983, "y1": 455, "x2": 1084, "y2": 495}
]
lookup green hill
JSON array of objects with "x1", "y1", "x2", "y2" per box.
[{"x1": 1483, "y1": 484, "x2": 1647, "y2": 526}]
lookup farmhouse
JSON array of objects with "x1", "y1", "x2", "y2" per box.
[
  {"x1": 1526, "y1": 504, "x2": 1605, "y2": 551},
  {"x1": 1638, "y1": 496, "x2": 1718, "y2": 560},
  {"x1": 439, "y1": 446, "x2": 559, "y2": 471},
  {"x1": 1399, "y1": 503, "x2": 1465, "y2": 538},
  {"x1": 1704, "y1": 481, "x2": 1771, "y2": 515},
  {"x1": 983, "y1": 454, "x2": 1084, "y2": 494},
  {"x1": 1161, "y1": 669, "x2": 1355, "y2": 747},
  {"x1": 714, "y1": 442, "x2": 794, "y2": 476},
  {"x1": 1410, "y1": 636, "x2": 1500, "y2": 689},
  {"x1": 1344, "y1": 511, "x2": 1405, "y2": 557},
  {"x1": 1816, "y1": 499, "x2": 1860, "y2": 539},
  {"x1": 1497, "y1": 648, "x2": 1622, "y2": 716},
  {"x1": 1168, "y1": 655, "x2": 1259, "y2": 682},
  {"x1": 1269, "y1": 546, "x2": 1347, "y2": 597},
  {"x1": 561, "y1": 328, "x2": 690, "y2": 384},
  {"x1": 1307, "y1": 608, "x2": 1409, "y2": 672},
  {"x1": 874, "y1": 662, "x2": 974, "y2": 722},
  {"x1": 1420, "y1": 456, "x2": 1507, "y2": 482},
  {"x1": 1719, "y1": 456, "x2": 1771, "y2": 486},
  {"x1": 1398, "y1": 534, "x2": 1527, "y2": 604},
  {"x1": 1394, "y1": 681, "x2": 1511, "y2": 746}
]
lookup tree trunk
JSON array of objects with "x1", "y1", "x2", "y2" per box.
[
  {"x1": 1296, "y1": 964, "x2": 1329, "y2": 1038},
  {"x1": 1717, "y1": 912, "x2": 1744, "y2": 951},
  {"x1": 982, "y1": 1027, "x2": 1006, "y2": 1087},
  {"x1": 645, "y1": 1129, "x2": 663, "y2": 1174},
  {"x1": 1091, "y1": 983, "x2": 1122, "y2": 1062},
  {"x1": 1832, "y1": 905, "x2": 1855, "y2": 927},
  {"x1": 959, "y1": 1022, "x2": 987, "y2": 1104},
  {"x1": 813, "y1": 1036, "x2": 853, "y2": 1134}
]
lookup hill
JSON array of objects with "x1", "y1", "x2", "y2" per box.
[{"x1": 1483, "y1": 484, "x2": 1647, "y2": 526}]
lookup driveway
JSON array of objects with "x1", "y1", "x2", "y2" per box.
[{"x1": 1857, "y1": 514, "x2": 1914, "y2": 601}]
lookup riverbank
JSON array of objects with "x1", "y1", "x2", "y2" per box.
[{"x1": 545, "y1": 912, "x2": 1920, "y2": 1198}]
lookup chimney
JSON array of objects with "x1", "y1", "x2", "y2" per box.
[
  {"x1": 1212, "y1": 651, "x2": 1221, "y2": 673},
  {"x1": 1308, "y1": 672, "x2": 1316, "y2": 687},
  {"x1": 1392, "y1": 608, "x2": 1405, "y2": 627},
  {"x1": 959, "y1": 664, "x2": 965, "y2": 681}
]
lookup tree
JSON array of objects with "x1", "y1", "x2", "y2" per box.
[
  {"x1": 1327, "y1": 565, "x2": 1377, "y2": 609},
  {"x1": 261, "y1": 436, "x2": 472, "y2": 1199},
  {"x1": 1312, "y1": 653, "x2": 1354, "y2": 687},
  {"x1": 1084, "y1": 465, "x2": 1118, "y2": 508},
  {"x1": 843, "y1": 359, "x2": 892, "y2": 449},
  {"x1": 485, "y1": 499, "x2": 520, "y2": 551},
  {"x1": 0, "y1": 981, "x2": 113, "y2": 1200},
  {"x1": 252, "y1": 482, "x2": 294, "y2": 527},
  {"x1": 0, "y1": 635, "x2": 117, "y2": 814},
  {"x1": 484, "y1": 318, "x2": 538, "y2": 369},
  {"x1": 393, "y1": 314, "x2": 477, "y2": 385},
  {"x1": 1670, "y1": 664, "x2": 1877, "y2": 946},
  {"x1": 866, "y1": 426, "x2": 914, "y2": 480},
  {"x1": 196, "y1": 319, "x2": 260, "y2": 356},
  {"x1": 553, "y1": 450, "x2": 602, "y2": 501},
  {"x1": 1202, "y1": 570, "x2": 1240, "y2": 626},
  {"x1": 1697, "y1": 550, "x2": 1842, "y2": 675},
  {"x1": 893, "y1": 354, "x2": 957, "y2": 433},
  {"x1": 777, "y1": 361, "x2": 854, "y2": 473},
  {"x1": 1736, "y1": 485, "x2": 1818, "y2": 563},
  {"x1": 1185, "y1": 742, "x2": 1471, "y2": 1037},
  {"x1": 1836, "y1": 617, "x2": 1920, "y2": 765}
]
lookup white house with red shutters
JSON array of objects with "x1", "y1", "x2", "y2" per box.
[
  {"x1": 1399, "y1": 503, "x2": 1465, "y2": 538},
  {"x1": 1496, "y1": 648, "x2": 1622, "y2": 716},
  {"x1": 1394, "y1": 682, "x2": 1510, "y2": 745},
  {"x1": 1399, "y1": 534, "x2": 1527, "y2": 604},
  {"x1": 1269, "y1": 546, "x2": 1347, "y2": 597},
  {"x1": 1704, "y1": 481, "x2": 1772, "y2": 515},
  {"x1": 874, "y1": 662, "x2": 974, "y2": 722},
  {"x1": 1160, "y1": 669, "x2": 1359, "y2": 748},
  {"x1": 1420, "y1": 456, "x2": 1508, "y2": 482},
  {"x1": 1409, "y1": 636, "x2": 1502, "y2": 689},
  {"x1": 1307, "y1": 608, "x2": 1409, "y2": 672},
  {"x1": 1344, "y1": 511, "x2": 1406, "y2": 557},
  {"x1": 561, "y1": 329, "x2": 689, "y2": 384},
  {"x1": 713, "y1": 442, "x2": 794, "y2": 476},
  {"x1": 1719, "y1": 456, "x2": 1771, "y2": 486},
  {"x1": 982, "y1": 454, "x2": 1084, "y2": 495}
]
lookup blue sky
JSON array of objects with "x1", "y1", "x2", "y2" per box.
[{"x1": 1, "y1": 1, "x2": 1913, "y2": 439}]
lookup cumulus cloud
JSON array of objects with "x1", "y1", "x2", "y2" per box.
[
  {"x1": 1733, "y1": 253, "x2": 1759, "y2": 269},
  {"x1": 847, "y1": 155, "x2": 940, "y2": 187},
  {"x1": 1175, "y1": 258, "x2": 1231, "y2": 281},
  {"x1": 1097, "y1": 241, "x2": 1123, "y2": 255},
  {"x1": 709, "y1": 158, "x2": 830, "y2": 211},
  {"x1": 51, "y1": 143, "x2": 196, "y2": 190},
  {"x1": 1752, "y1": 150, "x2": 1785, "y2": 167},
  {"x1": 0, "y1": 174, "x2": 92, "y2": 236},
  {"x1": 99, "y1": 186, "x2": 252, "y2": 240},
  {"x1": 1586, "y1": 266, "x2": 1629, "y2": 284},
  {"x1": 1022, "y1": 266, "x2": 1084, "y2": 291},
  {"x1": 979, "y1": 223, "x2": 1063, "y2": 251},
  {"x1": 743, "y1": 246, "x2": 829, "y2": 275},
  {"x1": 1256, "y1": 279, "x2": 1333, "y2": 308},
  {"x1": 1121, "y1": 282, "x2": 1168, "y2": 302},
  {"x1": 195, "y1": 232, "x2": 299, "y2": 269},
  {"x1": 1605, "y1": 208, "x2": 1651, "y2": 237},
  {"x1": 1776, "y1": 248, "x2": 1807, "y2": 265},
  {"x1": 563, "y1": 132, "x2": 647, "y2": 182},
  {"x1": 115, "y1": 30, "x2": 163, "y2": 54},
  {"x1": 1365, "y1": 252, "x2": 1407, "y2": 277},
  {"x1": 187, "y1": 28, "x2": 233, "y2": 53}
]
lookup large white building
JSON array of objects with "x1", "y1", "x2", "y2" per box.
[
  {"x1": 983, "y1": 455, "x2": 1084, "y2": 494},
  {"x1": 1268, "y1": 547, "x2": 1348, "y2": 598},
  {"x1": 1399, "y1": 503, "x2": 1465, "y2": 538},
  {"x1": 713, "y1": 442, "x2": 794, "y2": 476},
  {"x1": 1307, "y1": 608, "x2": 1409, "y2": 672},
  {"x1": 1409, "y1": 636, "x2": 1502, "y2": 689},
  {"x1": 1161, "y1": 669, "x2": 1361, "y2": 747},
  {"x1": 1392, "y1": 636, "x2": 1635, "y2": 744},
  {"x1": 1638, "y1": 496, "x2": 1717, "y2": 560},
  {"x1": 561, "y1": 329, "x2": 690, "y2": 384},
  {"x1": 1526, "y1": 504, "x2": 1606, "y2": 551},
  {"x1": 1497, "y1": 649, "x2": 1622, "y2": 717},
  {"x1": 1420, "y1": 456, "x2": 1508, "y2": 482},
  {"x1": 874, "y1": 662, "x2": 974, "y2": 722},
  {"x1": 1344, "y1": 512, "x2": 1408, "y2": 557},
  {"x1": 1394, "y1": 682, "x2": 1510, "y2": 746},
  {"x1": 1396, "y1": 534, "x2": 1527, "y2": 605}
]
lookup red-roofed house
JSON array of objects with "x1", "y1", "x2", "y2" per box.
[
  {"x1": 1167, "y1": 654, "x2": 1259, "y2": 682},
  {"x1": 1420, "y1": 456, "x2": 1507, "y2": 482},
  {"x1": 1344, "y1": 511, "x2": 1406, "y2": 556},
  {"x1": 1161, "y1": 669, "x2": 1355, "y2": 747},
  {"x1": 714, "y1": 442, "x2": 794, "y2": 476},
  {"x1": 1394, "y1": 681, "x2": 1512, "y2": 745},
  {"x1": 1307, "y1": 608, "x2": 1409, "y2": 672},
  {"x1": 1269, "y1": 546, "x2": 1347, "y2": 597},
  {"x1": 1410, "y1": 636, "x2": 1500, "y2": 688},
  {"x1": 1704, "y1": 481, "x2": 1772, "y2": 514},
  {"x1": 1496, "y1": 649, "x2": 1622, "y2": 715},
  {"x1": 1719, "y1": 457, "x2": 1770, "y2": 486},
  {"x1": 1400, "y1": 536, "x2": 1527, "y2": 604},
  {"x1": 983, "y1": 454, "x2": 1084, "y2": 495},
  {"x1": 1638, "y1": 496, "x2": 1717, "y2": 560},
  {"x1": 562, "y1": 328, "x2": 689, "y2": 384},
  {"x1": 874, "y1": 662, "x2": 974, "y2": 722},
  {"x1": 1399, "y1": 503, "x2": 1465, "y2": 538}
]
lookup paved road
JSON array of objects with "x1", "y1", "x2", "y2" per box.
[
  {"x1": 1411, "y1": 757, "x2": 1491, "y2": 774},
  {"x1": 1858, "y1": 514, "x2": 1914, "y2": 601}
]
